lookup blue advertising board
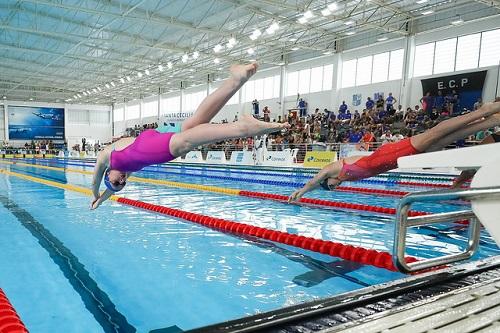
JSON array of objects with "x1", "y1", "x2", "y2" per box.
[{"x1": 8, "y1": 106, "x2": 65, "y2": 140}]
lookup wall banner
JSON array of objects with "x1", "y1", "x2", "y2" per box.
[
  {"x1": 8, "y1": 105, "x2": 65, "y2": 140},
  {"x1": 420, "y1": 70, "x2": 487, "y2": 110},
  {"x1": 303, "y1": 151, "x2": 337, "y2": 168}
]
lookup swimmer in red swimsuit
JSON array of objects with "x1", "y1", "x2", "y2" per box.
[
  {"x1": 288, "y1": 101, "x2": 500, "y2": 203},
  {"x1": 91, "y1": 63, "x2": 289, "y2": 210}
]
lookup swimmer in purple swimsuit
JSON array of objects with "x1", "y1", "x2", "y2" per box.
[{"x1": 91, "y1": 63, "x2": 290, "y2": 209}]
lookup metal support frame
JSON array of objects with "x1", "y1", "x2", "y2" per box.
[{"x1": 393, "y1": 186, "x2": 500, "y2": 273}]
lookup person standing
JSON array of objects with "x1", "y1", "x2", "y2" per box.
[
  {"x1": 298, "y1": 98, "x2": 307, "y2": 118},
  {"x1": 434, "y1": 90, "x2": 445, "y2": 113},
  {"x1": 252, "y1": 99, "x2": 260, "y2": 117},
  {"x1": 366, "y1": 97, "x2": 375, "y2": 111},
  {"x1": 385, "y1": 93, "x2": 397, "y2": 113},
  {"x1": 420, "y1": 92, "x2": 433, "y2": 116}
]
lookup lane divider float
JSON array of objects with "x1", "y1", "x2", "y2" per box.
[
  {"x1": 8, "y1": 159, "x2": 457, "y2": 189},
  {"x1": 0, "y1": 161, "x2": 431, "y2": 216},
  {"x1": 0, "y1": 168, "x2": 419, "y2": 271},
  {"x1": 0, "y1": 289, "x2": 28, "y2": 333}
]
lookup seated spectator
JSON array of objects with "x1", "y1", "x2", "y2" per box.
[{"x1": 380, "y1": 130, "x2": 393, "y2": 144}]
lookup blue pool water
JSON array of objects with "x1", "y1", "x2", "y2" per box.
[{"x1": 0, "y1": 159, "x2": 498, "y2": 333}]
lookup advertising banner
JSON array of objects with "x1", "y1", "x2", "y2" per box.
[
  {"x1": 206, "y1": 151, "x2": 226, "y2": 164},
  {"x1": 420, "y1": 70, "x2": 486, "y2": 111},
  {"x1": 8, "y1": 105, "x2": 65, "y2": 140},
  {"x1": 229, "y1": 151, "x2": 254, "y2": 165},
  {"x1": 184, "y1": 151, "x2": 203, "y2": 163},
  {"x1": 303, "y1": 151, "x2": 337, "y2": 168},
  {"x1": 263, "y1": 151, "x2": 293, "y2": 166}
]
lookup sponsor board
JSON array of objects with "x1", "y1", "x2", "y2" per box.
[
  {"x1": 206, "y1": 151, "x2": 226, "y2": 164},
  {"x1": 263, "y1": 151, "x2": 293, "y2": 166},
  {"x1": 303, "y1": 151, "x2": 337, "y2": 168},
  {"x1": 184, "y1": 151, "x2": 203, "y2": 163},
  {"x1": 229, "y1": 151, "x2": 254, "y2": 165}
]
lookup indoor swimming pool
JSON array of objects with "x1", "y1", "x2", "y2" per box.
[{"x1": 0, "y1": 159, "x2": 498, "y2": 333}]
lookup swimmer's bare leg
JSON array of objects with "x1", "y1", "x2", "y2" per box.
[
  {"x1": 181, "y1": 63, "x2": 258, "y2": 131},
  {"x1": 410, "y1": 102, "x2": 500, "y2": 151},
  {"x1": 170, "y1": 115, "x2": 290, "y2": 156},
  {"x1": 426, "y1": 112, "x2": 500, "y2": 152}
]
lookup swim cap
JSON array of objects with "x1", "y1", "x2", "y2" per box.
[{"x1": 104, "y1": 168, "x2": 124, "y2": 192}]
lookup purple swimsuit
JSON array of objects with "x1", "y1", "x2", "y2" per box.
[{"x1": 110, "y1": 130, "x2": 176, "y2": 172}]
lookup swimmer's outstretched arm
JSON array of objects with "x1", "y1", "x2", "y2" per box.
[
  {"x1": 288, "y1": 162, "x2": 341, "y2": 203},
  {"x1": 90, "y1": 151, "x2": 111, "y2": 209}
]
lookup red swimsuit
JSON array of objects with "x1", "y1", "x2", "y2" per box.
[{"x1": 339, "y1": 138, "x2": 421, "y2": 181}]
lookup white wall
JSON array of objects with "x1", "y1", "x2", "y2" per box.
[{"x1": 338, "y1": 80, "x2": 403, "y2": 111}]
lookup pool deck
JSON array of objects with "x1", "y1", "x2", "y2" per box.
[{"x1": 186, "y1": 256, "x2": 500, "y2": 333}]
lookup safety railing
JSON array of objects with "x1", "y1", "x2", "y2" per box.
[{"x1": 393, "y1": 186, "x2": 500, "y2": 273}]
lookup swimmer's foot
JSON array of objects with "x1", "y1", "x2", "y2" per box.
[
  {"x1": 237, "y1": 114, "x2": 290, "y2": 136},
  {"x1": 230, "y1": 63, "x2": 258, "y2": 84}
]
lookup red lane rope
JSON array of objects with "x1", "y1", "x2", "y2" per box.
[
  {"x1": 0, "y1": 289, "x2": 28, "y2": 333},
  {"x1": 238, "y1": 190, "x2": 430, "y2": 217},
  {"x1": 336, "y1": 186, "x2": 409, "y2": 197},
  {"x1": 116, "y1": 197, "x2": 418, "y2": 271}
]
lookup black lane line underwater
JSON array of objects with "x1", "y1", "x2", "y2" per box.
[{"x1": 0, "y1": 195, "x2": 136, "y2": 333}]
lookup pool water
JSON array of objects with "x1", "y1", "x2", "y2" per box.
[{"x1": 0, "y1": 159, "x2": 498, "y2": 333}]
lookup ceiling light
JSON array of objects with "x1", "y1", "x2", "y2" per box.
[
  {"x1": 2, "y1": 96, "x2": 6, "y2": 99},
  {"x1": 421, "y1": 10, "x2": 434, "y2": 15},
  {"x1": 344, "y1": 20, "x2": 354, "y2": 25},
  {"x1": 126, "y1": 76, "x2": 131, "y2": 81},
  {"x1": 266, "y1": 22, "x2": 279, "y2": 34},
  {"x1": 120, "y1": 78, "x2": 125, "y2": 83},
  {"x1": 228, "y1": 37, "x2": 236, "y2": 45},
  {"x1": 289, "y1": 37, "x2": 297, "y2": 41},
  {"x1": 416, "y1": 0, "x2": 428, "y2": 3},
  {"x1": 145, "y1": 69, "x2": 150, "y2": 75},
  {"x1": 278, "y1": 61, "x2": 285, "y2": 66},
  {"x1": 73, "y1": 95, "x2": 77, "y2": 99},
  {"x1": 303, "y1": 10, "x2": 314, "y2": 19},
  {"x1": 105, "y1": 83, "x2": 110, "y2": 88},
  {"x1": 214, "y1": 58, "x2": 220, "y2": 64},
  {"x1": 137, "y1": 72, "x2": 143, "y2": 78},
  {"x1": 321, "y1": 8, "x2": 331, "y2": 16},
  {"x1": 345, "y1": 31, "x2": 356, "y2": 35},
  {"x1": 182, "y1": 54, "x2": 189, "y2": 63},
  {"x1": 226, "y1": 42, "x2": 234, "y2": 49},
  {"x1": 167, "y1": 62, "x2": 173, "y2": 69},
  {"x1": 110, "y1": 81, "x2": 115, "y2": 86},
  {"x1": 92, "y1": 88, "x2": 97, "y2": 93},
  {"x1": 192, "y1": 51, "x2": 199, "y2": 59},
  {"x1": 377, "y1": 36, "x2": 388, "y2": 41},
  {"x1": 213, "y1": 44, "x2": 223, "y2": 53},
  {"x1": 451, "y1": 16, "x2": 464, "y2": 25},
  {"x1": 328, "y1": 3, "x2": 338, "y2": 11},
  {"x1": 158, "y1": 64, "x2": 164, "y2": 71},
  {"x1": 291, "y1": 47, "x2": 300, "y2": 51},
  {"x1": 83, "y1": 92, "x2": 87, "y2": 96},
  {"x1": 247, "y1": 48, "x2": 255, "y2": 55},
  {"x1": 323, "y1": 51, "x2": 332, "y2": 55},
  {"x1": 249, "y1": 29, "x2": 262, "y2": 40},
  {"x1": 77, "y1": 94, "x2": 81, "y2": 98},
  {"x1": 29, "y1": 98, "x2": 33, "y2": 101}
]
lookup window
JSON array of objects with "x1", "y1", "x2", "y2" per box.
[
  {"x1": 322, "y1": 64, "x2": 333, "y2": 90},
  {"x1": 285, "y1": 71, "x2": 299, "y2": 96},
  {"x1": 125, "y1": 103, "x2": 139, "y2": 120},
  {"x1": 67, "y1": 109, "x2": 89, "y2": 123},
  {"x1": 372, "y1": 52, "x2": 389, "y2": 83},
  {"x1": 479, "y1": 29, "x2": 500, "y2": 67},
  {"x1": 341, "y1": 59, "x2": 356, "y2": 88},
  {"x1": 184, "y1": 91, "x2": 206, "y2": 111},
  {"x1": 414, "y1": 43, "x2": 435, "y2": 77},
  {"x1": 310, "y1": 66, "x2": 323, "y2": 93},
  {"x1": 356, "y1": 56, "x2": 372, "y2": 86},
  {"x1": 161, "y1": 96, "x2": 180, "y2": 115},
  {"x1": 263, "y1": 76, "x2": 274, "y2": 99},
  {"x1": 298, "y1": 69, "x2": 311, "y2": 94},
  {"x1": 254, "y1": 78, "x2": 264, "y2": 101},
  {"x1": 388, "y1": 49, "x2": 404, "y2": 80},
  {"x1": 243, "y1": 79, "x2": 255, "y2": 102},
  {"x1": 142, "y1": 99, "x2": 158, "y2": 117},
  {"x1": 273, "y1": 75, "x2": 280, "y2": 97},
  {"x1": 456, "y1": 33, "x2": 480, "y2": 71},
  {"x1": 113, "y1": 105, "x2": 124, "y2": 122},
  {"x1": 433, "y1": 38, "x2": 457, "y2": 74}
]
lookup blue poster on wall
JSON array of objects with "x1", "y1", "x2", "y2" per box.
[
  {"x1": 8, "y1": 106, "x2": 65, "y2": 140},
  {"x1": 352, "y1": 94, "x2": 362, "y2": 106}
]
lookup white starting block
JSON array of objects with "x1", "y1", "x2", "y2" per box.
[{"x1": 393, "y1": 143, "x2": 500, "y2": 273}]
